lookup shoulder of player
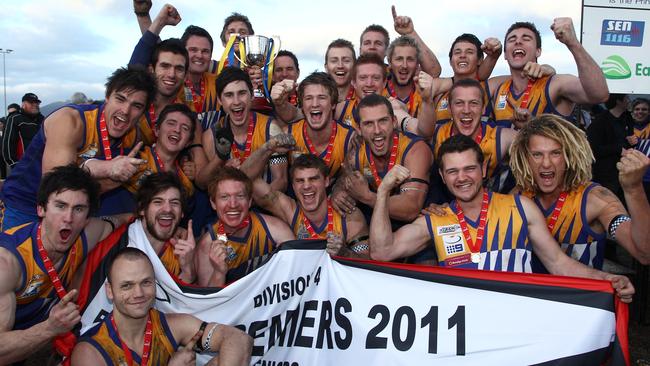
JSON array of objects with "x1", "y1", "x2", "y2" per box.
[
  {"x1": 585, "y1": 185, "x2": 625, "y2": 217},
  {"x1": 0, "y1": 247, "x2": 21, "y2": 294},
  {"x1": 44, "y1": 107, "x2": 84, "y2": 135}
]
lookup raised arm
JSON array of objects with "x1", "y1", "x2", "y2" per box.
[
  {"x1": 392, "y1": 5, "x2": 441, "y2": 77},
  {"x1": 369, "y1": 165, "x2": 431, "y2": 261},
  {"x1": 550, "y1": 17, "x2": 609, "y2": 104},
  {"x1": 251, "y1": 177, "x2": 296, "y2": 223},
  {"x1": 477, "y1": 37, "x2": 502, "y2": 81},
  {"x1": 133, "y1": 0, "x2": 153, "y2": 35}
]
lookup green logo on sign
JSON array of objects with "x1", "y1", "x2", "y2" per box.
[{"x1": 601, "y1": 55, "x2": 631, "y2": 79}]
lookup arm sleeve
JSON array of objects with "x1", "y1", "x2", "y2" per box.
[{"x1": 128, "y1": 30, "x2": 160, "y2": 67}]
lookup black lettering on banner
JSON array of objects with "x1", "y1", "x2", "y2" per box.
[
  {"x1": 314, "y1": 266, "x2": 321, "y2": 285},
  {"x1": 392, "y1": 306, "x2": 416, "y2": 351},
  {"x1": 316, "y1": 300, "x2": 333, "y2": 349},
  {"x1": 268, "y1": 306, "x2": 301, "y2": 348},
  {"x1": 334, "y1": 298, "x2": 352, "y2": 349},
  {"x1": 366, "y1": 305, "x2": 390, "y2": 349},
  {"x1": 420, "y1": 305, "x2": 438, "y2": 354},
  {"x1": 448, "y1": 305, "x2": 466, "y2": 356},
  {"x1": 294, "y1": 300, "x2": 318, "y2": 347},
  {"x1": 249, "y1": 320, "x2": 269, "y2": 356}
]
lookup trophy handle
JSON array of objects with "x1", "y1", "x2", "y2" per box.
[
  {"x1": 265, "y1": 36, "x2": 282, "y2": 66},
  {"x1": 231, "y1": 35, "x2": 248, "y2": 68}
]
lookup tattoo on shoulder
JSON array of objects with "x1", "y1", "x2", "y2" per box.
[
  {"x1": 262, "y1": 191, "x2": 279, "y2": 204},
  {"x1": 593, "y1": 186, "x2": 618, "y2": 201}
]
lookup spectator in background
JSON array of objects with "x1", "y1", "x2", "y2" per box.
[
  {"x1": 1, "y1": 94, "x2": 45, "y2": 168},
  {"x1": 587, "y1": 94, "x2": 633, "y2": 202},
  {"x1": 0, "y1": 104, "x2": 18, "y2": 178}
]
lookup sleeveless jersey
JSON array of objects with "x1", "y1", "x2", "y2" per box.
[
  {"x1": 529, "y1": 183, "x2": 606, "y2": 272},
  {"x1": 290, "y1": 206, "x2": 347, "y2": 240},
  {"x1": 633, "y1": 121, "x2": 650, "y2": 139},
  {"x1": 0, "y1": 103, "x2": 137, "y2": 214},
  {"x1": 383, "y1": 81, "x2": 423, "y2": 117},
  {"x1": 288, "y1": 120, "x2": 354, "y2": 179},
  {"x1": 434, "y1": 80, "x2": 493, "y2": 125},
  {"x1": 492, "y1": 76, "x2": 571, "y2": 127},
  {"x1": 124, "y1": 146, "x2": 195, "y2": 197},
  {"x1": 432, "y1": 121, "x2": 503, "y2": 178},
  {"x1": 207, "y1": 211, "x2": 278, "y2": 283},
  {"x1": 79, "y1": 308, "x2": 178, "y2": 366},
  {"x1": 178, "y1": 73, "x2": 221, "y2": 130},
  {"x1": 354, "y1": 131, "x2": 424, "y2": 192},
  {"x1": 0, "y1": 222, "x2": 88, "y2": 329},
  {"x1": 336, "y1": 99, "x2": 360, "y2": 130},
  {"x1": 424, "y1": 192, "x2": 532, "y2": 272}
]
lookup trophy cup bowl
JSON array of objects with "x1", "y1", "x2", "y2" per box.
[{"x1": 235, "y1": 35, "x2": 281, "y2": 100}]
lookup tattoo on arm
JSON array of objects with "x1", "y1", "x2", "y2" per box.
[{"x1": 262, "y1": 190, "x2": 280, "y2": 205}]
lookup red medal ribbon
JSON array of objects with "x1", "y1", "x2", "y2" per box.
[
  {"x1": 185, "y1": 76, "x2": 206, "y2": 113},
  {"x1": 36, "y1": 223, "x2": 73, "y2": 300},
  {"x1": 517, "y1": 80, "x2": 534, "y2": 110},
  {"x1": 451, "y1": 123, "x2": 483, "y2": 145},
  {"x1": 546, "y1": 191, "x2": 568, "y2": 232},
  {"x1": 98, "y1": 110, "x2": 122, "y2": 160},
  {"x1": 368, "y1": 133, "x2": 399, "y2": 189},
  {"x1": 152, "y1": 145, "x2": 180, "y2": 174},
  {"x1": 454, "y1": 190, "x2": 489, "y2": 255},
  {"x1": 345, "y1": 85, "x2": 355, "y2": 101},
  {"x1": 148, "y1": 103, "x2": 157, "y2": 136},
  {"x1": 231, "y1": 114, "x2": 255, "y2": 163},
  {"x1": 110, "y1": 311, "x2": 153, "y2": 366},
  {"x1": 303, "y1": 120, "x2": 337, "y2": 167},
  {"x1": 387, "y1": 79, "x2": 416, "y2": 115},
  {"x1": 302, "y1": 200, "x2": 334, "y2": 239},
  {"x1": 217, "y1": 216, "x2": 251, "y2": 238}
]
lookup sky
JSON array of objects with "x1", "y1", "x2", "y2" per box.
[{"x1": 0, "y1": 0, "x2": 586, "y2": 110}]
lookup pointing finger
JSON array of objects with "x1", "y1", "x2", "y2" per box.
[
  {"x1": 391, "y1": 5, "x2": 397, "y2": 20},
  {"x1": 127, "y1": 142, "x2": 144, "y2": 158},
  {"x1": 60, "y1": 289, "x2": 79, "y2": 305}
]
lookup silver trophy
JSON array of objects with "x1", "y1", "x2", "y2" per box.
[{"x1": 235, "y1": 35, "x2": 281, "y2": 99}]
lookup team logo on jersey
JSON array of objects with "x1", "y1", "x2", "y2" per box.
[
  {"x1": 442, "y1": 234, "x2": 465, "y2": 256},
  {"x1": 497, "y1": 94, "x2": 508, "y2": 110},
  {"x1": 437, "y1": 224, "x2": 461, "y2": 236},
  {"x1": 438, "y1": 97, "x2": 448, "y2": 111},
  {"x1": 296, "y1": 225, "x2": 311, "y2": 240},
  {"x1": 79, "y1": 143, "x2": 98, "y2": 159},
  {"x1": 18, "y1": 274, "x2": 45, "y2": 299},
  {"x1": 137, "y1": 168, "x2": 153, "y2": 188},
  {"x1": 343, "y1": 115, "x2": 353, "y2": 127}
]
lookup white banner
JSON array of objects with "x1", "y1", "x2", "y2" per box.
[
  {"x1": 79, "y1": 223, "x2": 628, "y2": 366},
  {"x1": 582, "y1": 1, "x2": 650, "y2": 94}
]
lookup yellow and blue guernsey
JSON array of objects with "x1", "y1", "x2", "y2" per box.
[
  {"x1": 288, "y1": 119, "x2": 354, "y2": 179},
  {"x1": 528, "y1": 183, "x2": 606, "y2": 272},
  {"x1": 336, "y1": 98, "x2": 360, "y2": 130},
  {"x1": 424, "y1": 192, "x2": 532, "y2": 272},
  {"x1": 0, "y1": 103, "x2": 138, "y2": 216},
  {"x1": 383, "y1": 83, "x2": 423, "y2": 118},
  {"x1": 0, "y1": 222, "x2": 88, "y2": 330},
  {"x1": 432, "y1": 121, "x2": 503, "y2": 179},
  {"x1": 492, "y1": 76, "x2": 571, "y2": 127},
  {"x1": 354, "y1": 131, "x2": 425, "y2": 192},
  {"x1": 178, "y1": 73, "x2": 222, "y2": 131},
  {"x1": 157, "y1": 242, "x2": 181, "y2": 278},
  {"x1": 207, "y1": 211, "x2": 278, "y2": 283},
  {"x1": 124, "y1": 146, "x2": 195, "y2": 197},
  {"x1": 434, "y1": 80, "x2": 493, "y2": 125},
  {"x1": 633, "y1": 121, "x2": 650, "y2": 139},
  {"x1": 78, "y1": 309, "x2": 178, "y2": 366},
  {"x1": 291, "y1": 206, "x2": 347, "y2": 240}
]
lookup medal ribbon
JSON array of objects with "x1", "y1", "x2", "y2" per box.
[
  {"x1": 546, "y1": 192, "x2": 568, "y2": 232},
  {"x1": 152, "y1": 145, "x2": 180, "y2": 173},
  {"x1": 387, "y1": 79, "x2": 416, "y2": 115},
  {"x1": 231, "y1": 114, "x2": 255, "y2": 162},
  {"x1": 454, "y1": 190, "x2": 489, "y2": 255},
  {"x1": 516, "y1": 79, "x2": 534, "y2": 109},
  {"x1": 451, "y1": 123, "x2": 483, "y2": 145},
  {"x1": 216, "y1": 216, "x2": 251, "y2": 239},
  {"x1": 110, "y1": 312, "x2": 153, "y2": 366},
  {"x1": 36, "y1": 224, "x2": 73, "y2": 300},
  {"x1": 302, "y1": 200, "x2": 334, "y2": 239},
  {"x1": 368, "y1": 133, "x2": 399, "y2": 188},
  {"x1": 184, "y1": 76, "x2": 206, "y2": 114},
  {"x1": 303, "y1": 120, "x2": 337, "y2": 166},
  {"x1": 345, "y1": 85, "x2": 355, "y2": 101},
  {"x1": 98, "y1": 110, "x2": 123, "y2": 160}
]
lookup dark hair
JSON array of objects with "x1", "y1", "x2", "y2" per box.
[
  {"x1": 358, "y1": 93, "x2": 394, "y2": 118},
  {"x1": 290, "y1": 154, "x2": 328, "y2": 179},
  {"x1": 181, "y1": 25, "x2": 214, "y2": 52},
  {"x1": 105, "y1": 66, "x2": 156, "y2": 108},
  {"x1": 216, "y1": 67, "x2": 253, "y2": 98},
  {"x1": 152, "y1": 38, "x2": 189, "y2": 72},
  {"x1": 276, "y1": 50, "x2": 300, "y2": 72},
  {"x1": 449, "y1": 78, "x2": 485, "y2": 107},
  {"x1": 436, "y1": 134, "x2": 484, "y2": 169},
  {"x1": 632, "y1": 98, "x2": 650, "y2": 109},
  {"x1": 156, "y1": 103, "x2": 197, "y2": 141},
  {"x1": 449, "y1": 33, "x2": 484, "y2": 60},
  {"x1": 298, "y1": 72, "x2": 338, "y2": 106},
  {"x1": 107, "y1": 247, "x2": 153, "y2": 284},
  {"x1": 360, "y1": 24, "x2": 390, "y2": 53},
  {"x1": 325, "y1": 38, "x2": 356, "y2": 64},
  {"x1": 207, "y1": 166, "x2": 252, "y2": 200},
  {"x1": 220, "y1": 13, "x2": 254, "y2": 44},
  {"x1": 135, "y1": 172, "x2": 189, "y2": 216},
  {"x1": 352, "y1": 53, "x2": 386, "y2": 80},
  {"x1": 505, "y1": 22, "x2": 542, "y2": 49},
  {"x1": 605, "y1": 93, "x2": 627, "y2": 109},
  {"x1": 37, "y1": 164, "x2": 100, "y2": 216}
]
